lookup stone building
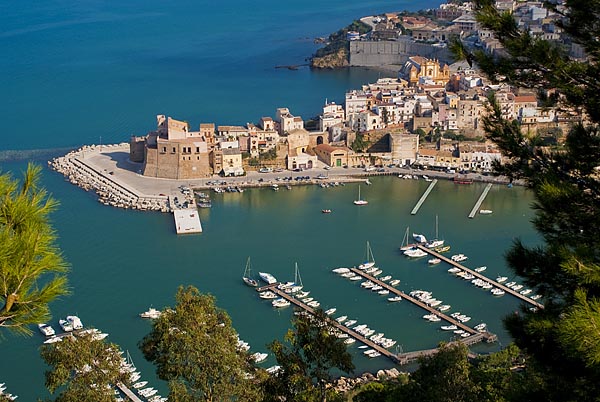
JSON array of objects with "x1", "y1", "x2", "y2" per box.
[{"x1": 131, "y1": 115, "x2": 212, "y2": 179}]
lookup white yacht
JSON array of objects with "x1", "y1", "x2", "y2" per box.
[
  {"x1": 474, "y1": 266, "x2": 487, "y2": 272},
  {"x1": 332, "y1": 267, "x2": 351, "y2": 274},
  {"x1": 59, "y1": 319, "x2": 73, "y2": 332},
  {"x1": 336, "y1": 315, "x2": 348, "y2": 323},
  {"x1": 412, "y1": 233, "x2": 427, "y2": 243},
  {"x1": 438, "y1": 304, "x2": 451, "y2": 312},
  {"x1": 258, "y1": 272, "x2": 277, "y2": 285},
  {"x1": 272, "y1": 298, "x2": 290, "y2": 308},
  {"x1": 251, "y1": 352, "x2": 268, "y2": 363},
  {"x1": 133, "y1": 381, "x2": 148, "y2": 389},
  {"x1": 324, "y1": 308, "x2": 337, "y2": 315},
  {"x1": 139, "y1": 307, "x2": 161, "y2": 319},
  {"x1": 389, "y1": 279, "x2": 401, "y2": 286},
  {"x1": 491, "y1": 288, "x2": 506, "y2": 296},
  {"x1": 496, "y1": 276, "x2": 508, "y2": 283},
  {"x1": 428, "y1": 258, "x2": 441, "y2": 265},
  {"x1": 259, "y1": 291, "x2": 278, "y2": 299},
  {"x1": 404, "y1": 248, "x2": 427, "y2": 258},
  {"x1": 38, "y1": 323, "x2": 56, "y2": 337},
  {"x1": 44, "y1": 336, "x2": 62, "y2": 344},
  {"x1": 67, "y1": 315, "x2": 83, "y2": 330},
  {"x1": 379, "y1": 275, "x2": 392, "y2": 282},
  {"x1": 451, "y1": 254, "x2": 468, "y2": 262},
  {"x1": 441, "y1": 325, "x2": 457, "y2": 331}
]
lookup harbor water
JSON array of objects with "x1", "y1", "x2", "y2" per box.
[{"x1": 0, "y1": 0, "x2": 540, "y2": 399}]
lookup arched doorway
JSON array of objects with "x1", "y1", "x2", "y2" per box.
[
  {"x1": 316, "y1": 136, "x2": 324, "y2": 145},
  {"x1": 307, "y1": 160, "x2": 313, "y2": 169}
]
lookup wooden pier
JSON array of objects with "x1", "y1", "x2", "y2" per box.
[
  {"x1": 116, "y1": 383, "x2": 144, "y2": 402},
  {"x1": 256, "y1": 284, "x2": 402, "y2": 363},
  {"x1": 468, "y1": 183, "x2": 493, "y2": 218},
  {"x1": 410, "y1": 179, "x2": 438, "y2": 215},
  {"x1": 348, "y1": 268, "x2": 497, "y2": 342},
  {"x1": 415, "y1": 245, "x2": 544, "y2": 309}
]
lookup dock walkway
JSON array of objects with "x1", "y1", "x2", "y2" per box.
[
  {"x1": 348, "y1": 268, "x2": 497, "y2": 341},
  {"x1": 468, "y1": 183, "x2": 493, "y2": 218},
  {"x1": 256, "y1": 284, "x2": 401, "y2": 363},
  {"x1": 116, "y1": 383, "x2": 144, "y2": 402},
  {"x1": 416, "y1": 245, "x2": 544, "y2": 309},
  {"x1": 411, "y1": 179, "x2": 438, "y2": 215}
]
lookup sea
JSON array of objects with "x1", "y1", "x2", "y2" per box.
[{"x1": 1, "y1": 1, "x2": 540, "y2": 400}]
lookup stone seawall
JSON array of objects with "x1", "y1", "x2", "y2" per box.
[{"x1": 350, "y1": 37, "x2": 452, "y2": 67}]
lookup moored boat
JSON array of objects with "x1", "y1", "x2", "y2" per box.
[
  {"x1": 140, "y1": 307, "x2": 161, "y2": 319},
  {"x1": 428, "y1": 258, "x2": 441, "y2": 265},
  {"x1": 67, "y1": 315, "x2": 83, "y2": 330},
  {"x1": 242, "y1": 257, "x2": 259, "y2": 287},
  {"x1": 258, "y1": 272, "x2": 277, "y2": 285},
  {"x1": 59, "y1": 319, "x2": 73, "y2": 332},
  {"x1": 38, "y1": 323, "x2": 56, "y2": 337}
]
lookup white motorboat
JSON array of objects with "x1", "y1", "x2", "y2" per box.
[
  {"x1": 438, "y1": 304, "x2": 451, "y2": 312},
  {"x1": 325, "y1": 308, "x2": 337, "y2": 315},
  {"x1": 491, "y1": 288, "x2": 505, "y2": 296},
  {"x1": 451, "y1": 254, "x2": 468, "y2": 262},
  {"x1": 332, "y1": 267, "x2": 351, "y2": 274},
  {"x1": 412, "y1": 233, "x2": 427, "y2": 243},
  {"x1": 67, "y1": 315, "x2": 83, "y2": 330},
  {"x1": 38, "y1": 323, "x2": 56, "y2": 337},
  {"x1": 140, "y1": 307, "x2": 161, "y2": 319},
  {"x1": 474, "y1": 323, "x2": 487, "y2": 332},
  {"x1": 496, "y1": 276, "x2": 508, "y2": 283},
  {"x1": 336, "y1": 315, "x2": 348, "y2": 323},
  {"x1": 344, "y1": 319, "x2": 357, "y2": 327},
  {"x1": 474, "y1": 266, "x2": 487, "y2": 272},
  {"x1": 379, "y1": 275, "x2": 392, "y2": 282},
  {"x1": 353, "y1": 186, "x2": 368, "y2": 205},
  {"x1": 44, "y1": 336, "x2": 62, "y2": 344},
  {"x1": 259, "y1": 291, "x2": 278, "y2": 299},
  {"x1": 272, "y1": 298, "x2": 290, "y2": 308},
  {"x1": 348, "y1": 275, "x2": 362, "y2": 281},
  {"x1": 389, "y1": 279, "x2": 400, "y2": 286},
  {"x1": 404, "y1": 248, "x2": 427, "y2": 258},
  {"x1": 448, "y1": 267, "x2": 462, "y2": 274},
  {"x1": 530, "y1": 294, "x2": 542, "y2": 300},
  {"x1": 378, "y1": 289, "x2": 389, "y2": 295},
  {"x1": 133, "y1": 381, "x2": 148, "y2": 389},
  {"x1": 307, "y1": 300, "x2": 320, "y2": 308},
  {"x1": 479, "y1": 209, "x2": 493, "y2": 214},
  {"x1": 251, "y1": 352, "x2": 268, "y2": 363},
  {"x1": 506, "y1": 281, "x2": 516, "y2": 287},
  {"x1": 512, "y1": 284, "x2": 524, "y2": 291},
  {"x1": 428, "y1": 258, "x2": 441, "y2": 265},
  {"x1": 441, "y1": 325, "x2": 457, "y2": 331},
  {"x1": 344, "y1": 338, "x2": 355, "y2": 345},
  {"x1": 258, "y1": 272, "x2": 277, "y2": 285},
  {"x1": 59, "y1": 319, "x2": 73, "y2": 332}
]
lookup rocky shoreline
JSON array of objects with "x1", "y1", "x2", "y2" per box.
[{"x1": 328, "y1": 368, "x2": 405, "y2": 394}]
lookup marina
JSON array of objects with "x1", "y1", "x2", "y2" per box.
[{"x1": 415, "y1": 245, "x2": 544, "y2": 309}]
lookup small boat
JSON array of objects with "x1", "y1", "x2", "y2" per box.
[
  {"x1": 506, "y1": 281, "x2": 516, "y2": 287},
  {"x1": 491, "y1": 288, "x2": 505, "y2": 296},
  {"x1": 59, "y1": 319, "x2": 74, "y2": 332},
  {"x1": 251, "y1": 352, "x2": 268, "y2": 363},
  {"x1": 38, "y1": 323, "x2": 56, "y2": 337},
  {"x1": 140, "y1": 307, "x2": 161, "y2": 319},
  {"x1": 353, "y1": 186, "x2": 368, "y2": 205},
  {"x1": 404, "y1": 248, "x2": 427, "y2": 258},
  {"x1": 441, "y1": 325, "x2": 457, "y2": 331},
  {"x1": 133, "y1": 381, "x2": 148, "y2": 389},
  {"x1": 474, "y1": 323, "x2": 487, "y2": 332},
  {"x1": 387, "y1": 295, "x2": 402, "y2": 302},
  {"x1": 344, "y1": 338, "x2": 355, "y2": 345},
  {"x1": 336, "y1": 315, "x2": 348, "y2": 323},
  {"x1": 496, "y1": 276, "x2": 508, "y2": 283},
  {"x1": 325, "y1": 308, "x2": 337, "y2": 315},
  {"x1": 378, "y1": 289, "x2": 389, "y2": 295},
  {"x1": 379, "y1": 275, "x2": 392, "y2": 282},
  {"x1": 451, "y1": 254, "x2": 468, "y2": 262},
  {"x1": 358, "y1": 241, "x2": 376, "y2": 269},
  {"x1": 44, "y1": 336, "x2": 62, "y2": 344},
  {"x1": 428, "y1": 258, "x2": 441, "y2": 265},
  {"x1": 434, "y1": 245, "x2": 451, "y2": 253},
  {"x1": 437, "y1": 304, "x2": 451, "y2": 312},
  {"x1": 474, "y1": 266, "x2": 487, "y2": 272},
  {"x1": 259, "y1": 291, "x2": 278, "y2": 299},
  {"x1": 258, "y1": 272, "x2": 277, "y2": 285},
  {"x1": 479, "y1": 209, "x2": 493, "y2": 214},
  {"x1": 412, "y1": 233, "x2": 427, "y2": 243},
  {"x1": 332, "y1": 267, "x2": 350, "y2": 274},
  {"x1": 344, "y1": 320, "x2": 357, "y2": 327},
  {"x1": 321, "y1": 209, "x2": 332, "y2": 213},
  {"x1": 307, "y1": 300, "x2": 320, "y2": 308},
  {"x1": 67, "y1": 316, "x2": 83, "y2": 330},
  {"x1": 272, "y1": 298, "x2": 290, "y2": 308},
  {"x1": 242, "y1": 257, "x2": 258, "y2": 287},
  {"x1": 389, "y1": 279, "x2": 400, "y2": 286}
]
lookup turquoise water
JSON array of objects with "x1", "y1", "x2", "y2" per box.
[{"x1": 0, "y1": 0, "x2": 541, "y2": 400}]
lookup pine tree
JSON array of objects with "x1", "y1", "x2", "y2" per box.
[
  {"x1": 452, "y1": 0, "x2": 600, "y2": 399},
  {"x1": 0, "y1": 163, "x2": 69, "y2": 336}
]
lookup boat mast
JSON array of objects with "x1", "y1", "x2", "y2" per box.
[{"x1": 294, "y1": 262, "x2": 303, "y2": 286}]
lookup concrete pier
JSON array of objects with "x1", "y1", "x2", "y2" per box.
[
  {"x1": 468, "y1": 183, "x2": 493, "y2": 218},
  {"x1": 411, "y1": 179, "x2": 438, "y2": 215}
]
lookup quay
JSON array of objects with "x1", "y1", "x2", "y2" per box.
[
  {"x1": 415, "y1": 245, "x2": 545, "y2": 309},
  {"x1": 256, "y1": 283, "x2": 401, "y2": 363},
  {"x1": 116, "y1": 383, "x2": 144, "y2": 402},
  {"x1": 410, "y1": 179, "x2": 438, "y2": 215},
  {"x1": 468, "y1": 183, "x2": 493, "y2": 218},
  {"x1": 396, "y1": 337, "x2": 485, "y2": 365},
  {"x1": 348, "y1": 268, "x2": 497, "y2": 341}
]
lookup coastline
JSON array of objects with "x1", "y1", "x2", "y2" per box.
[{"x1": 49, "y1": 144, "x2": 519, "y2": 213}]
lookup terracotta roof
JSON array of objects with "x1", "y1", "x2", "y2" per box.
[{"x1": 315, "y1": 144, "x2": 348, "y2": 153}]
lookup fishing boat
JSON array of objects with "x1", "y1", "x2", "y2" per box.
[
  {"x1": 353, "y1": 185, "x2": 368, "y2": 205},
  {"x1": 358, "y1": 241, "x2": 376, "y2": 269},
  {"x1": 242, "y1": 257, "x2": 258, "y2": 287}
]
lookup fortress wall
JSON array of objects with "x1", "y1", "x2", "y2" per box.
[{"x1": 350, "y1": 38, "x2": 452, "y2": 67}]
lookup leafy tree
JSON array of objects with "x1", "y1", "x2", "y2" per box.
[
  {"x1": 40, "y1": 331, "x2": 130, "y2": 402},
  {"x1": 0, "y1": 163, "x2": 69, "y2": 336},
  {"x1": 452, "y1": 0, "x2": 600, "y2": 399},
  {"x1": 351, "y1": 133, "x2": 369, "y2": 153},
  {"x1": 139, "y1": 286, "x2": 261, "y2": 401},
  {"x1": 264, "y1": 308, "x2": 354, "y2": 402}
]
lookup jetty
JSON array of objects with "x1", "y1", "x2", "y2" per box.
[
  {"x1": 410, "y1": 179, "x2": 438, "y2": 215},
  {"x1": 415, "y1": 245, "x2": 544, "y2": 309},
  {"x1": 116, "y1": 383, "x2": 144, "y2": 402},
  {"x1": 348, "y1": 268, "x2": 496, "y2": 341},
  {"x1": 468, "y1": 183, "x2": 493, "y2": 218}
]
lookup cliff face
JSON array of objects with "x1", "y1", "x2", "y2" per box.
[{"x1": 311, "y1": 47, "x2": 349, "y2": 69}]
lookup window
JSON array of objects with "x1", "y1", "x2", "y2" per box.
[
  {"x1": 172, "y1": 147, "x2": 176, "y2": 153},
  {"x1": 196, "y1": 147, "x2": 200, "y2": 153}
]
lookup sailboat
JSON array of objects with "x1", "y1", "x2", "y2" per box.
[
  {"x1": 399, "y1": 227, "x2": 413, "y2": 251},
  {"x1": 426, "y1": 215, "x2": 445, "y2": 249},
  {"x1": 359, "y1": 241, "x2": 376, "y2": 269},
  {"x1": 289, "y1": 262, "x2": 304, "y2": 293},
  {"x1": 353, "y1": 185, "x2": 368, "y2": 205},
  {"x1": 242, "y1": 257, "x2": 258, "y2": 287}
]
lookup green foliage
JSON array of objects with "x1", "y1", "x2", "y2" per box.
[
  {"x1": 0, "y1": 163, "x2": 69, "y2": 336},
  {"x1": 139, "y1": 286, "x2": 261, "y2": 401},
  {"x1": 451, "y1": 1, "x2": 600, "y2": 399},
  {"x1": 260, "y1": 148, "x2": 277, "y2": 160},
  {"x1": 314, "y1": 20, "x2": 371, "y2": 59},
  {"x1": 264, "y1": 309, "x2": 354, "y2": 401},
  {"x1": 351, "y1": 133, "x2": 369, "y2": 153},
  {"x1": 40, "y1": 332, "x2": 129, "y2": 402}
]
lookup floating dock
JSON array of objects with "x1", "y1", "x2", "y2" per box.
[
  {"x1": 411, "y1": 179, "x2": 438, "y2": 215},
  {"x1": 416, "y1": 245, "x2": 544, "y2": 309},
  {"x1": 468, "y1": 183, "x2": 493, "y2": 218}
]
